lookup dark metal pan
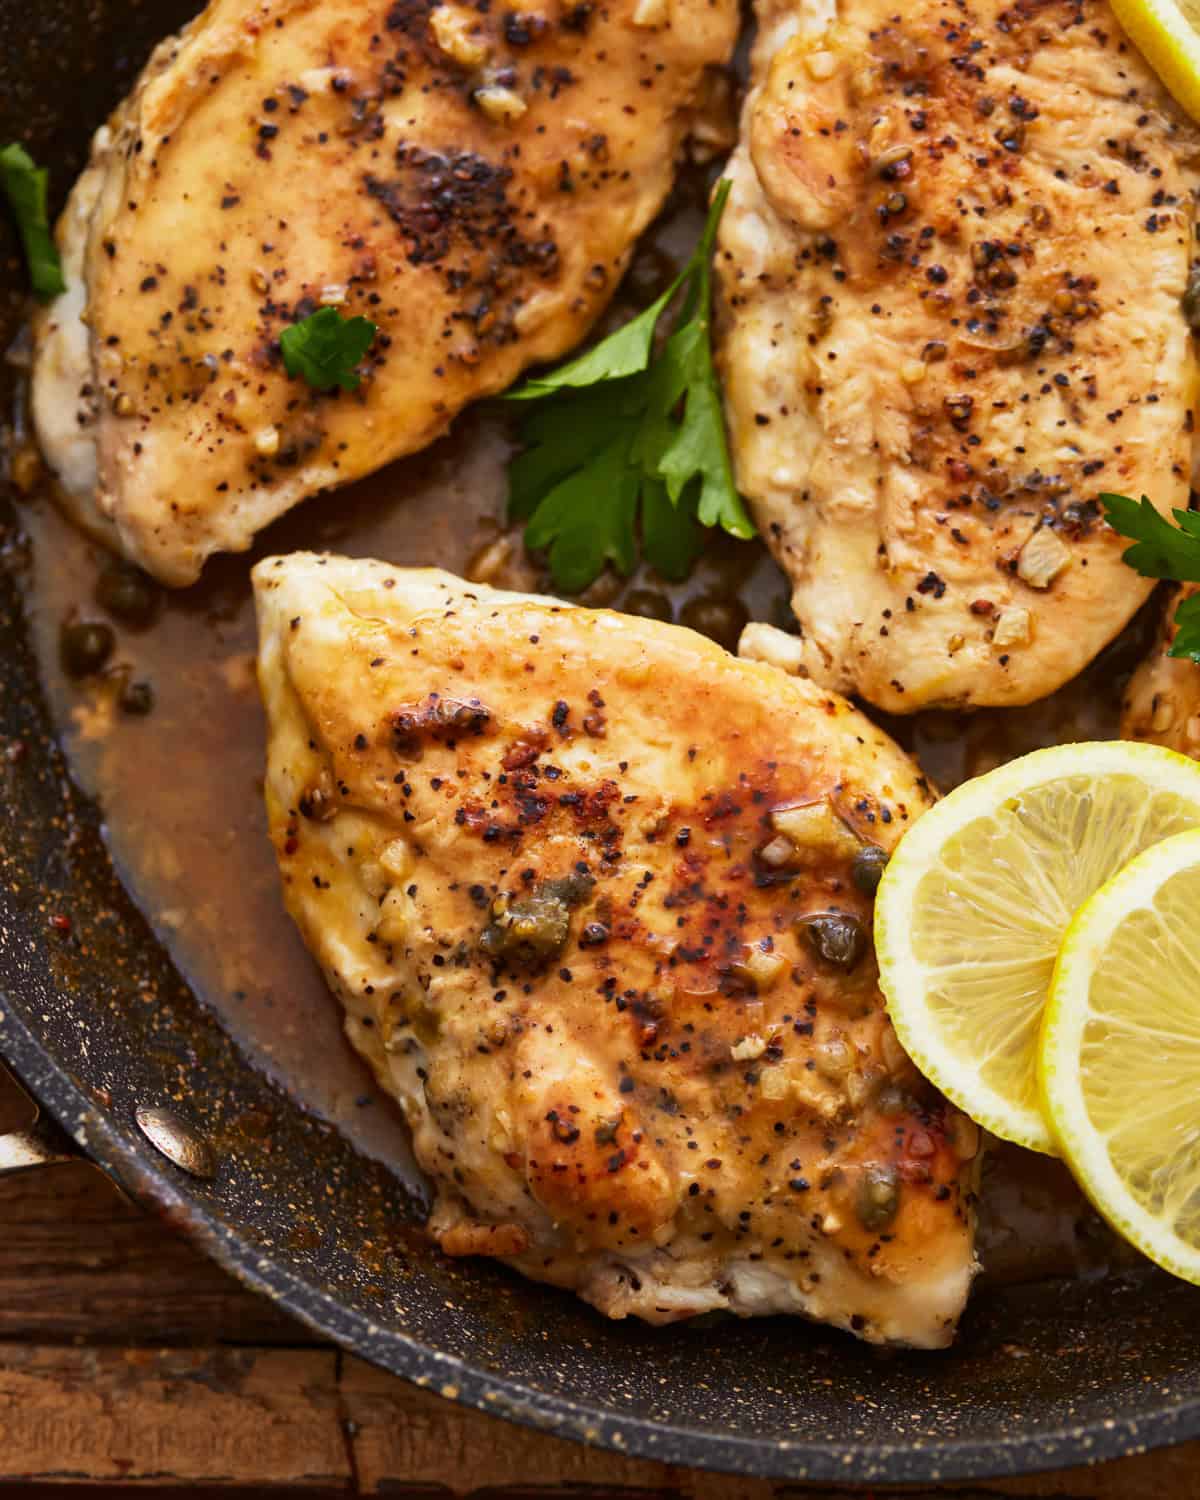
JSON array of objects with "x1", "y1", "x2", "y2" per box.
[{"x1": 4, "y1": 1, "x2": 1200, "y2": 1484}]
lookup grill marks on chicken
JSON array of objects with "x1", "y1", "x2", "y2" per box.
[
  {"x1": 717, "y1": 0, "x2": 1200, "y2": 712},
  {"x1": 254, "y1": 555, "x2": 978, "y2": 1345},
  {"x1": 31, "y1": 0, "x2": 736, "y2": 584}
]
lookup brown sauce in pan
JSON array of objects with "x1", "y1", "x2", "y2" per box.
[{"x1": 4, "y1": 172, "x2": 1150, "y2": 1287}]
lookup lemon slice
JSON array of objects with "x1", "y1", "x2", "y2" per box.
[
  {"x1": 1109, "y1": 0, "x2": 1200, "y2": 126},
  {"x1": 1040, "y1": 828, "x2": 1200, "y2": 1283},
  {"x1": 874, "y1": 742, "x2": 1200, "y2": 1155}
]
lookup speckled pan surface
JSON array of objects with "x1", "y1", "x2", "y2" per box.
[{"x1": 4, "y1": 1, "x2": 1200, "y2": 1484}]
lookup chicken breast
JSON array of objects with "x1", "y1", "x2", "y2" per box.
[
  {"x1": 254, "y1": 553, "x2": 978, "y2": 1345},
  {"x1": 31, "y1": 0, "x2": 736, "y2": 586},
  {"x1": 1122, "y1": 584, "x2": 1200, "y2": 755},
  {"x1": 717, "y1": 0, "x2": 1200, "y2": 712}
]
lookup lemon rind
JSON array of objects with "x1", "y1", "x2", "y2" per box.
[
  {"x1": 1039, "y1": 827, "x2": 1200, "y2": 1287},
  {"x1": 875, "y1": 741, "x2": 1200, "y2": 1160},
  {"x1": 1110, "y1": 0, "x2": 1200, "y2": 126}
]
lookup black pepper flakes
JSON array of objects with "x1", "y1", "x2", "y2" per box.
[{"x1": 915, "y1": 570, "x2": 947, "y2": 599}]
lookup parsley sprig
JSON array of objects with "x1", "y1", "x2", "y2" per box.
[
  {"x1": 0, "y1": 143, "x2": 65, "y2": 302},
  {"x1": 1101, "y1": 492, "x2": 1200, "y2": 662},
  {"x1": 280, "y1": 306, "x2": 377, "y2": 392},
  {"x1": 507, "y1": 179, "x2": 755, "y2": 592}
]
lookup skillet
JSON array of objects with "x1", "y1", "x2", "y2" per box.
[{"x1": 4, "y1": 0, "x2": 1200, "y2": 1484}]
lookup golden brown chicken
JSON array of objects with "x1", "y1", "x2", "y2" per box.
[
  {"x1": 1122, "y1": 584, "x2": 1200, "y2": 754},
  {"x1": 254, "y1": 554, "x2": 979, "y2": 1345},
  {"x1": 717, "y1": 0, "x2": 1200, "y2": 713},
  {"x1": 31, "y1": 0, "x2": 736, "y2": 584}
]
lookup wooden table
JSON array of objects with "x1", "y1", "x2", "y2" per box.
[{"x1": 2, "y1": 1160, "x2": 1199, "y2": 1496}]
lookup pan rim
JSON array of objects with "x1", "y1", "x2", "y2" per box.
[
  {"x1": 4, "y1": 996, "x2": 1199, "y2": 1484},
  {"x1": 3, "y1": 6, "x2": 1198, "y2": 1480}
]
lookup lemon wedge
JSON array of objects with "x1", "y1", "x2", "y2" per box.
[
  {"x1": 1040, "y1": 827, "x2": 1200, "y2": 1283},
  {"x1": 1109, "y1": 0, "x2": 1200, "y2": 125},
  {"x1": 874, "y1": 742, "x2": 1200, "y2": 1155}
]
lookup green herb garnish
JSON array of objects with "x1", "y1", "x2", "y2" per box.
[
  {"x1": 280, "y1": 306, "x2": 377, "y2": 392},
  {"x1": 0, "y1": 144, "x2": 65, "y2": 302},
  {"x1": 507, "y1": 179, "x2": 755, "y2": 593},
  {"x1": 1101, "y1": 492, "x2": 1200, "y2": 662}
]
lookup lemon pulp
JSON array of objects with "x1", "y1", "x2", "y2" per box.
[
  {"x1": 1040, "y1": 828, "x2": 1200, "y2": 1283},
  {"x1": 1110, "y1": 0, "x2": 1200, "y2": 125},
  {"x1": 875, "y1": 742, "x2": 1200, "y2": 1155}
]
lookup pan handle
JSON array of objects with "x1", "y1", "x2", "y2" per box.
[
  {"x1": 0, "y1": 1061, "x2": 83, "y2": 1179},
  {"x1": 0, "y1": 1115, "x2": 79, "y2": 1176},
  {"x1": 0, "y1": 1061, "x2": 211, "y2": 1184}
]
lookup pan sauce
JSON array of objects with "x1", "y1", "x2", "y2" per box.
[{"x1": 7, "y1": 175, "x2": 1148, "y2": 1297}]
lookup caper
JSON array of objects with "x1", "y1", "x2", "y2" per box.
[
  {"x1": 852, "y1": 844, "x2": 890, "y2": 895},
  {"x1": 94, "y1": 561, "x2": 161, "y2": 629},
  {"x1": 1183, "y1": 264, "x2": 1200, "y2": 332},
  {"x1": 119, "y1": 679, "x2": 155, "y2": 716},
  {"x1": 541, "y1": 871, "x2": 595, "y2": 907},
  {"x1": 679, "y1": 593, "x2": 749, "y2": 652},
  {"x1": 622, "y1": 588, "x2": 674, "y2": 623},
  {"x1": 857, "y1": 1163, "x2": 901, "y2": 1232},
  {"x1": 578, "y1": 568, "x2": 623, "y2": 607},
  {"x1": 480, "y1": 891, "x2": 571, "y2": 969},
  {"x1": 876, "y1": 1084, "x2": 911, "y2": 1118},
  {"x1": 797, "y1": 911, "x2": 867, "y2": 971},
  {"x1": 60, "y1": 620, "x2": 115, "y2": 679},
  {"x1": 770, "y1": 592, "x2": 801, "y2": 634}
]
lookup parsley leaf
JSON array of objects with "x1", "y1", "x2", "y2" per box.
[
  {"x1": 641, "y1": 473, "x2": 704, "y2": 581},
  {"x1": 650, "y1": 320, "x2": 745, "y2": 532},
  {"x1": 508, "y1": 380, "x2": 636, "y2": 521},
  {"x1": 507, "y1": 179, "x2": 755, "y2": 591},
  {"x1": 0, "y1": 144, "x2": 65, "y2": 302},
  {"x1": 525, "y1": 435, "x2": 640, "y2": 591},
  {"x1": 1172, "y1": 591, "x2": 1200, "y2": 664},
  {"x1": 1100, "y1": 492, "x2": 1200, "y2": 582},
  {"x1": 1102, "y1": 492, "x2": 1200, "y2": 664},
  {"x1": 280, "y1": 306, "x2": 377, "y2": 392},
  {"x1": 509, "y1": 280, "x2": 683, "y2": 400}
]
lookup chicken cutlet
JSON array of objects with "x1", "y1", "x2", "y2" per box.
[
  {"x1": 31, "y1": 0, "x2": 736, "y2": 585},
  {"x1": 1122, "y1": 583, "x2": 1200, "y2": 754},
  {"x1": 717, "y1": 0, "x2": 1200, "y2": 712},
  {"x1": 254, "y1": 554, "x2": 979, "y2": 1344}
]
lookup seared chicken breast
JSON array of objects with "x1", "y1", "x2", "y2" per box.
[
  {"x1": 1122, "y1": 584, "x2": 1200, "y2": 754},
  {"x1": 31, "y1": 0, "x2": 736, "y2": 585},
  {"x1": 254, "y1": 554, "x2": 978, "y2": 1345},
  {"x1": 717, "y1": 0, "x2": 1200, "y2": 712}
]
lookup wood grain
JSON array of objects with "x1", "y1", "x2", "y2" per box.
[
  {"x1": 3, "y1": 1340, "x2": 1200, "y2": 1496},
  {"x1": 0, "y1": 1163, "x2": 298, "y2": 1345},
  {"x1": 3, "y1": 1161, "x2": 1200, "y2": 1494},
  {"x1": 0, "y1": 1346, "x2": 347, "y2": 1487}
]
